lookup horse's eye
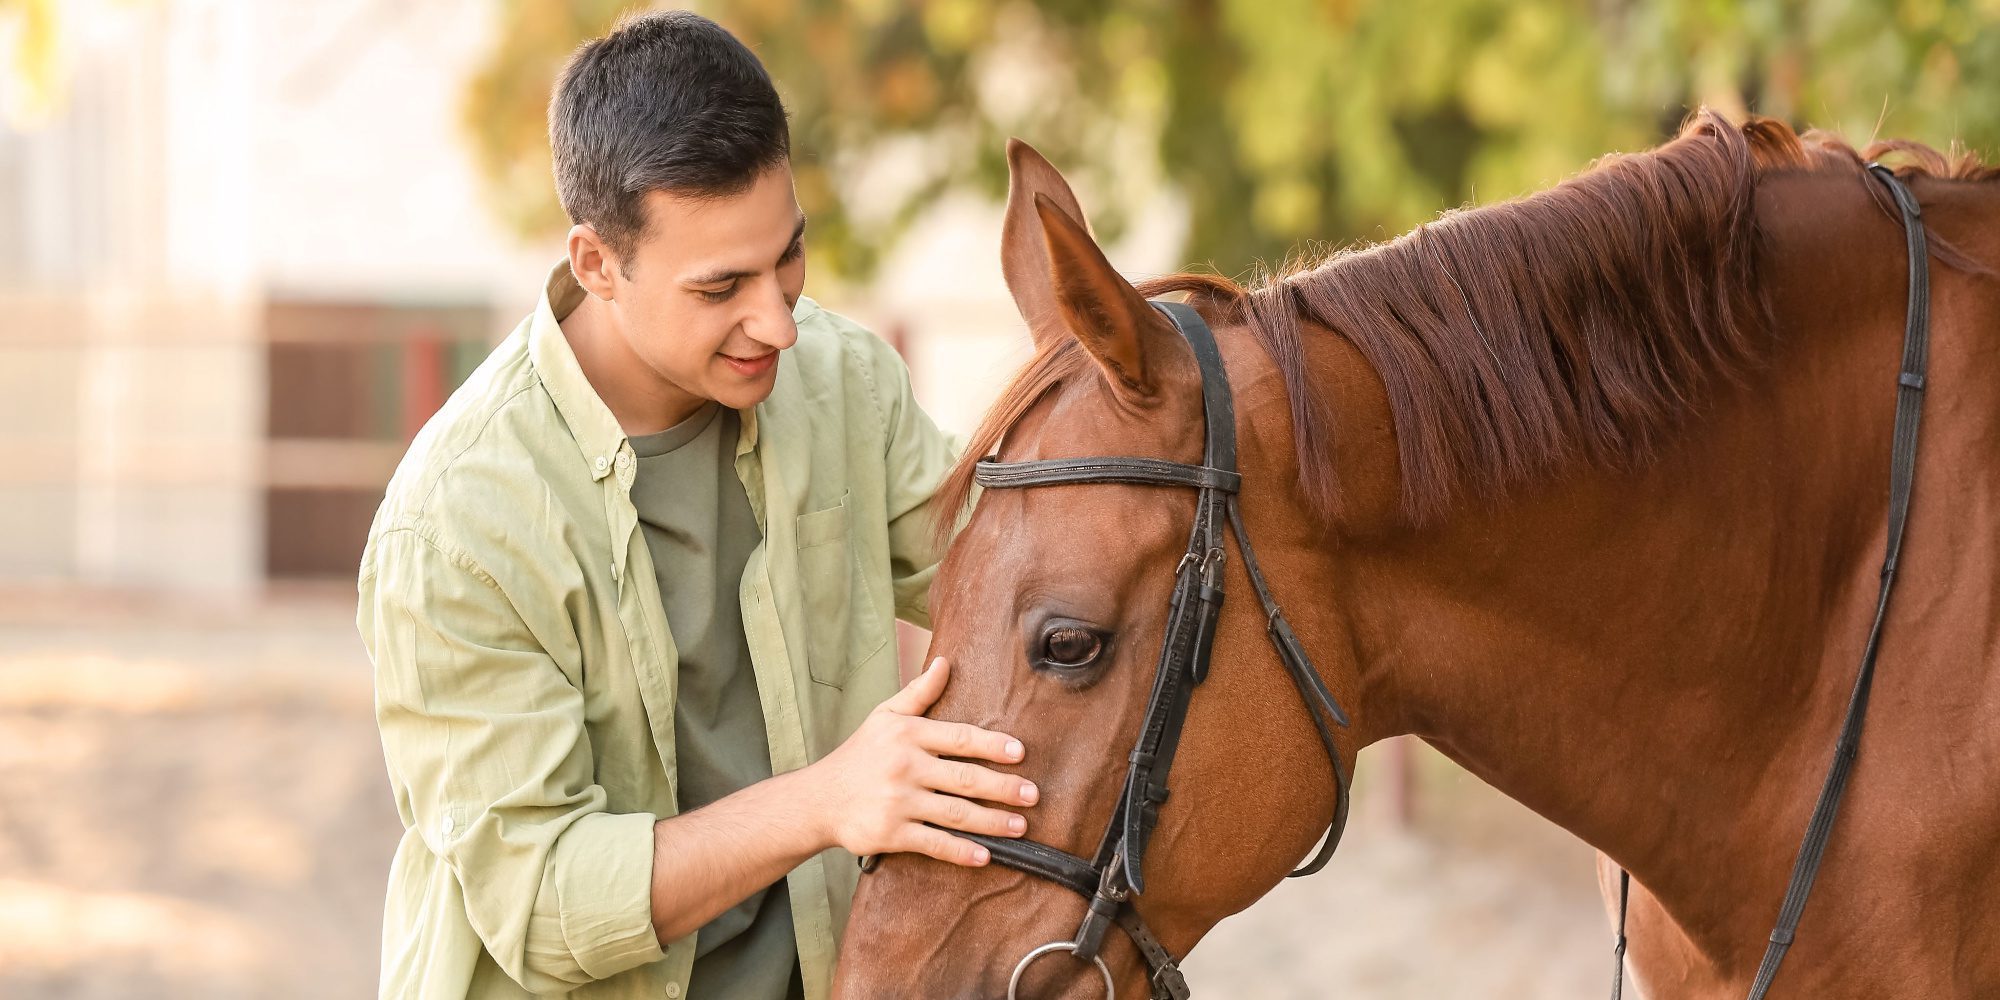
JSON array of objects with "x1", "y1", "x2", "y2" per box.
[{"x1": 1040, "y1": 622, "x2": 1105, "y2": 669}]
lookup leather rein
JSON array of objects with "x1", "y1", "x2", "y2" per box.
[{"x1": 1610, "y1": 162, "x2": 1935, "y2": 999}]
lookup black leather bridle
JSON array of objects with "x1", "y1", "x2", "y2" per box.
[{"x1": 960, "y1": 300, "x2": 1354, "y2": 1000}]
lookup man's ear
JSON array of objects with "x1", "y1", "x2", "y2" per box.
[
  {"x1": 567, "y1": 224, "x2": 619, "y2": 301},
  {"x1": 1000, "y1": 139, "x2": 1091, "y2": 350},
  {"x1": 1034, "y1": 193, "x2": 1174, "y2": 399}
]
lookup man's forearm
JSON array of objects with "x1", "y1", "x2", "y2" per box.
[
  {"x1": 646, "y1": 657, "x2": 1035, "y2": 946},
  {"x1": 648, "y1": 766, "x2": 827, "y2": 945}
]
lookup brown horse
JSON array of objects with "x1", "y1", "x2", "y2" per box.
[{"x1": 833, "y1": 113, "x2": 2000, "y2": 998}]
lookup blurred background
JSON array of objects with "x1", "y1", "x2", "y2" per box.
[{"x1": 0, "y1": 0, "x2": 1993, "y2": 996}]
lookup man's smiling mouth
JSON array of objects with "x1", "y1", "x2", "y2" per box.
[{"x1": 720, "y1": 350, "x2": 778, "y2": 376}]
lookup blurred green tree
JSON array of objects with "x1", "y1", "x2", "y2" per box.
[
  {"x1": 461, "y1": 0, "x2": 2000, "y2": 282},
  {"x1": 0, "y1": 0, "x2": 62, "y2": 128}
]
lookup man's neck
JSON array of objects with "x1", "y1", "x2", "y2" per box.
[{"x1": 559, "y1": 293, "x2": 710, "y2": 436}]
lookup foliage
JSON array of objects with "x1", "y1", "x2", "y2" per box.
[
  {"x1": 460, "y1": 0, "x2": 2000, "y2": 282},
  {"x1": 461, "y1": 1, "x2": 636, "y2": 240},
  {"x1": 0, "y1": 0, "x2": 61, "y2": 128}
]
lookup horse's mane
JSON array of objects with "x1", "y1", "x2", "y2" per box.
[{"x1": 937, "y1": 111, "x2": 1998, "y2": 531}]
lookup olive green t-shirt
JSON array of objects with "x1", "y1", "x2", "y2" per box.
[{"x1": 629, "y1": 401, "x2": 804, "y2": 1000}]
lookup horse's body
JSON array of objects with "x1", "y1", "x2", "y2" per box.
[{"x1": 834, "y1": 117, "x2": 2000, "y2": 998}]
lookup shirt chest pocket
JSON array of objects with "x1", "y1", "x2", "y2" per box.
[{"x1": 796, "y1": 492, "x2": 888, "y2": 687}]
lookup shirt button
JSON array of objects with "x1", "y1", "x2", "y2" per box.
[
  {"x1": 665, "y1": 983, "x2": 681, "y2": 999},
  {"x1": 593, "y1": 456, "x2": 609, "y2": 473},
  {"x1": 615, "y1": 451, "x2": 633, "y2": 472},
  {"x1": 439, "y1": 815, "x2": 454, "y2": 837}
]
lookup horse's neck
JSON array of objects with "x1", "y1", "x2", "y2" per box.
[{"x1": 1305, "y1": 169, "x2": 1915, "y2": 958}]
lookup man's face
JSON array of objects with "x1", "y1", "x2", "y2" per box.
[{"x1": 599, "y1": 164, "x2": 807, "y2": 412}]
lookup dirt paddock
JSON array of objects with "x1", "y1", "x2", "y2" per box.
[{"x1": 0, "y1": 589, "x2": 1608, "y2": 998}]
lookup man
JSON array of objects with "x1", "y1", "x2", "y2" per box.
[{"x1": 356, "y1": 11, "x2": 1033, "y2": 998}]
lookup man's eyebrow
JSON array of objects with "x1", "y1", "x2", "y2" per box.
[{"x1": 683, "y1": 215, "x2": 808, "y2": 287}]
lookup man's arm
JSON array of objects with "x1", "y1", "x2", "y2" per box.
[
  {"x1": 645, "y1": 656, "x2": 1033, "y2": 943},
  {"x1": 362, "y1": 526, "x2": 664, "y2": 992},
  {"x1": 363, "y1": 524, "x2": 1033, "y2": 982}
]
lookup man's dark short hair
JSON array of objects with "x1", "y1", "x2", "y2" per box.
[{"x1": 549, "y1": 10, "x2": 791, "y2": 262}]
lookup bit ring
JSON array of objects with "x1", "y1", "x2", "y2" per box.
[{"x1": 1007, "y1": 940, "x2": 1115, "y2": 999}]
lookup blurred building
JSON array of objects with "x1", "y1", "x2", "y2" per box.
[
  {"x1": 1, "y1": 1, "x2": 590, "y2": 595},
  {"x1": 0, "y1": 0, "x2": 1182, "y2": 598}
]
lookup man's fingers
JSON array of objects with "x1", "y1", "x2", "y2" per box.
[
  {"x1": 881, "y1": 656, "x2": 949, "y2": 716},
  {"x1": 902, "y1": 823, "x2": 990, "y2": 867},
  {"x1": 909, "y1": 717, "x2": 1025, "y2": 764},
  {"x1": 918, "y1": 756, "x2": 1039, "y2": 807},
  {"x1": 917, "y1": 793, "x2": 1028, "y2": 839}
]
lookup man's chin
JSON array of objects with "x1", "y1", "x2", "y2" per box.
[{"x1": 708, "y1": 375, "x2": 778, "y2": 411}]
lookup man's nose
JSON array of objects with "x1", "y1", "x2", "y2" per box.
[{"x1": 745, "y1": 292, "x2": 798, "y2": 351}]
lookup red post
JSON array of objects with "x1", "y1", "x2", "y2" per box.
[{"x1": 401, "y1": 329, "x2": 446, "y2": 441}]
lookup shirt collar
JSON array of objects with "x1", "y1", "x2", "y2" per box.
[{"x1": 527, "y1": 260, "x2": 630, "y2": 482}]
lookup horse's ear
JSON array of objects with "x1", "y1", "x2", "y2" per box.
[
  {"x1": 1033, "y1": 192, "x2": 1172, "y2": 398},
  {"x1": 1001, "y1": 139, "x2": 1091, "y2": 351}
]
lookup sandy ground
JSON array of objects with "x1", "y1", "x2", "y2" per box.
[{"x1": 0, "y1": 589, "x2": 1611, "y2": 998}]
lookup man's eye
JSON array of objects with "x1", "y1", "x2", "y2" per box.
[
  {"x1": 698, "y1": 285, "x2": 737, "y2": 302},
  {"x1": 779, "y1": 241, "x2": 804, "y2": 265}
]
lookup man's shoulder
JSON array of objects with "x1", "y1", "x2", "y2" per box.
[
  {"x1": 366, "y1": 325, "x2": 566, "y2": 552},
  {"x1": 787, "y1": 296, "x2": 910, "y2": 417}
]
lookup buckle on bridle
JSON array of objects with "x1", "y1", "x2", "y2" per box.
[
  {"x1": 1153, "y1": 960, "x2": 1193, "y2": 1000},
  {"x1": 1071, "y1": 890, "x2": 1121, "y2": 961},
  {"x1": 1199, "y1": 546, "x2": 1226, "y2": 579},
  {"x1": 1071, "y1": 856, "x2": 1131, "y2": 961}
]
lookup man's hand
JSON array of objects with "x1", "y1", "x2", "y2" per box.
[{"x1": 804, "y1": 656, "x2": 1036, "y2": 867}]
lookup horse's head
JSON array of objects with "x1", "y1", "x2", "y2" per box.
[{"x1": 833, "y1": 142, "x2": 1360, "y2": 999}]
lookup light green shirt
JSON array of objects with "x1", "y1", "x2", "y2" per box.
[{"x1": 357, "y1": 262, "x2": 955, "y2": 999}]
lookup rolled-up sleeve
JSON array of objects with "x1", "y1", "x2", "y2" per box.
[
  {"x1": 361, "y1": 525, "x2": 665, "y2": 993},
  {"x1": 526, "y1": 811, "x2": 662, "y2": 981}
]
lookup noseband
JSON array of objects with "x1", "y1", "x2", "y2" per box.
[{"x1": 963, "y1": 301, "x2": 1355, "y2": 999}]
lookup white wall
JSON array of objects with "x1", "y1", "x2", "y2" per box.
[
  {"x1": 0, "y1": 0, "x2": 551, "y2": 594},
  {"x1": 246, "y1": 0, "x2": 553, "y2": 310}
]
